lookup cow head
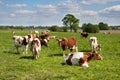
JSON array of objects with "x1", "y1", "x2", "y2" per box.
[
  {"x1": 57, "y1": 38, "x2": 68, "y2": 47},
  {"x1": 91, "y1": 51, "x2": 103, "y2": 60}
]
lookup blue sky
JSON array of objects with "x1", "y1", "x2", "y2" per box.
[{"x1": 0, "y1": 0, "x2": 120, "y2": 26}]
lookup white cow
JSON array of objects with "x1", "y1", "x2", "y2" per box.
[{"x1": 89, "y1": 37, "x2": 101, "y2": 52}]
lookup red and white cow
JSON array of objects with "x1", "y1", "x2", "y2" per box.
[
  {"x1": 89, "y1": 37, "x2": 101, "y2": 52},
  {"x1": 57, "y1": 38, "x2": 78, "y2": 57},
  {"x1": 28, "y1": 33, "x2": 38, "y2": 43},
  {"x1": 12, "y1": 35, "x2": 29, "y2": 54},
  {"x1": 80, "y1": 32, "x2": 88, "y2": 38},
  {"x1": 39, "y1": 33, "x2": 50, "y2": 47},
  {"x1": 30, "y1": 38, "x2": 41, "y2": 59},
  {"x1": 64, "y1": 51, "x2": 103, "y2": 67}
]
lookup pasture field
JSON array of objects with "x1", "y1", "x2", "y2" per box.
[{"x1": 0, "y1": 30, "x2": 120, "y2": 80}]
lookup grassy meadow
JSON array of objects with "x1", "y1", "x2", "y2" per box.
[{"x1": 0, "y1": 30, "x2": 120, "y2": 80}]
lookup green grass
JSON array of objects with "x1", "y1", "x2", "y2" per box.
[{"x1": 0, "y1": 30, "x2": 120, "y2": 80}]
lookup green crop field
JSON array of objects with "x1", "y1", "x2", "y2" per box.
[{"x1": 0, "y1": 30, "x2": 120, "y2": 80}]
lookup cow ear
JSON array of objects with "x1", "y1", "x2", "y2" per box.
[
  {"x1": 92, "y1": 50, "x2": 97, "y2": 54},
  {"x1": 63, "y1": 38, "x2": 67, "y2": 41},
  {"x1": 56, "y1": 37, "x2": 60, "y2": 41}
]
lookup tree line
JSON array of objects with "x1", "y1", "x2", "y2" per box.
[{"x1": 0, "y1": 14, "x2": 120, "y2": 33}]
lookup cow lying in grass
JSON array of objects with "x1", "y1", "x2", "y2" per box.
[
  {"x1": 57, "y1": 37, "x2": 78, "y2": 57},
  {"x1": 64, "y1": 51, "x2": 103, "y2": 67}
]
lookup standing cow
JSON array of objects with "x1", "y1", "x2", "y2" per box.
[
  {"x1": 12, "y1": 35, "x2": 29, "y2": 54},
  {"x1": 89, "y1": 37, "x2": 101, "y2": 52},
  {"x1": 30, "y1": 38, "x2": 41, "y2": 59},
  {"x1": 80, "y1": 32, "x2": 88, "y2": 38},
  {"x1": 57, "y1": 37, "x2": 78, "y2": 57}
]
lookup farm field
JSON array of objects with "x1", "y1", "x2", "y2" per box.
[{"x1": 0, "y1": 30, "x2": 120, "y2": 80}]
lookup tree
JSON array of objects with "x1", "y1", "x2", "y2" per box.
[
  {"x1": 62, "y1": 14, "x2": 79, "y2": 32},
  {"x1": 98, "y1": 22, "x2": 109, "y2": 30},
  {"x1": 48, "y1": 25, "x2": 62, "y2": 32},
  {"x1": 82, "y1": 23, "x2": 99, "y2": 33},
  {"x1": 62, "y1": 26, "x2": 68, "y2": 32}
]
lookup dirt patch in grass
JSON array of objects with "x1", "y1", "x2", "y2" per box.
[{"x1": 99, "y1": 30, "x2": 120, "y2": 34}]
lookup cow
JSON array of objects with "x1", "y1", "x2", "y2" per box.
[
  {"x1": 39, "y1": 33, "x2": 50, "y2": 47},
  {"x1": 28, "y1": 33, "x2": 38, "y2": 43},
  {"x1": 57, "y1": 37, "x2": 78, "y2": 57},
  {"x1": 80, "y1": 32, "x2": 88, "y2": 38},
  {"x1": 12, "y1": 35, "x2": 29, "y2": 54},
  {"x1": 30, "y1": 38, "x2": 41, "y2": 59},
  {"x1": 50, "y1": 36, "x2": 57, "y2": 39},
  {"x1": 89, "y1": 37, "x2": 101, "y2": 52},
  {"x1": 64, "y1": 51, "x2": 103, "y2": 67}
]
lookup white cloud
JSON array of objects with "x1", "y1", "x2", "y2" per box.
[
  {"x1": 99, "y1": 5, "x2": 120, "y2": 13},
  {"x1": 82, "y1": 10, "x2": 98, "y2": 15},
  {"x1": 57, "y1": 0, "x2": 79, "y2": 13},
  {"x1": 99, "y1": 5, "x2": 120, "y2": 17},
  {"x1": 81, "y1": 0, "x2": 119, "y2": 5},
  {"x1": 0, "y1": 1, "x2": 3, "y2": 5},
  {"x1": 15, "y1": 10, "x2": 36, "y2": 14},
  {"x1": 6, "y1": 4, "x2": 27, "y2": 8},
  {"x1": 35, "y1": 4, "x2": 58, "y2": 17},
  {"x1": 10, "y1": 13, "x2": 16, "y2": 17}
]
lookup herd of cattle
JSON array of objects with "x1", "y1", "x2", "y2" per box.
[{"x1": 12, "y1": 30, "x2": 103, "y2": 67}]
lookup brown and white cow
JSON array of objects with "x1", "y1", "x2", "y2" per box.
[
  {"x1": 64, "y1": 51, "x2": 103, "y2": 67},
  {"x1": 12, "y1": 35, "x2": 29, "y2": 54},
  {"x1": 28, "y1": 33, "x2": 49, "y2": 47},
  {"x1": 30, "y1": 38, "x2": 41, "y2": 59},
  {"x1": 89, "y1": 37, "x2": 101, "y2": 52},
  {"x1": 28, "y1": 33, "x2": 38, "y2": 43},
  {"x1": 39, "y1": 33, "x2": 50, "y2": 47},
  {"x1": 57, "y1": 38, "x2": 78, "y2": 57},
  {"x1": 80, "y1": 32, "x2": 88, "y2": 38}
]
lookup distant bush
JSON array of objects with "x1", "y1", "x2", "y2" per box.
[
  {"x1": 62, "y1": 26, "x2": 68, "y2": 32},
  {"x1": 48, "y1": 25, "x2": 62, "y2": 32},
  {"x1": 82, "y1": 23, "x2": 99, "y2": 33}
]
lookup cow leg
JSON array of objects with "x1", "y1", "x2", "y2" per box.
[
  {"x1": 25, "y1": 45, "x2": 28, "y2": 54},
  {"x1": 62, "y1": 46, "x2": 66, "y2": 57},
  {"x1": 63, "y1": 50, "x2": 66, "y2": 57},
  {"x1": 82, "y1": 62, "x2": 89, "y2": 67},
  {"x1": 75, "y1": 47, "x2": 78, "y2": 52},
  {"x1": 22, "y1": 46, "x2": 25, "y2": 55},
  {"x1": 70, "y1": 49, "x2": 73, "y2": 52},
  {"x1": 16, "y1": 46, "x2": 19, "y2": 54}
]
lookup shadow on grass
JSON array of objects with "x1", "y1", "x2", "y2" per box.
[
  {"x1": 61, "y1": 62, "x2": 66, "y2": 65},
  {"x1": 20, "y1": 56, "x2": 34, "y2": 59},
  {"x1": 48, "y1": 53, "x2": 63, "y2": 57},
  {"x1": 79, "y1": 50, "x2": 91, "y2": 52},
  {"x1": 3, "y1": 50, "x2": 20, "y2": 55}
]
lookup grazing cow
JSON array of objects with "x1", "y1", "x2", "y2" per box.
[
  {"x1": 57, "y1": 38, "x2": 78, "y2": 57},
  {"x1": 89, "y1": 37, "x2": 101, "y2": 52},
  {"x1": 80, "y1": 32, "x2": 88, "y2": 38},
  {"x1": 34, "y1": 30, "x2": 39, "y2": 36},
  {"x1": 30, "y1": 38, "x2": 41, "y2": 59},
  {"x1": 39, "y1": 34, "x2": 50, "y2": 47},
  {"x1": 64, "y1": 51, "x2": 103, "y2": 67},
  {"x1": 40, "y1": 34, "x2": 50, "y2": 41},
  {"x1": 50, "y1": 36, "x2": 57, "y2": 39},
  {"x1": 12, "y1": 30, "x2": 15, "y2": 35},
  {"x1": 12, "y1": 35, "x2": 29, "y2": 54},
  {"x1": 28, "y1": 33, "x2": 49, "y2": 47}
]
